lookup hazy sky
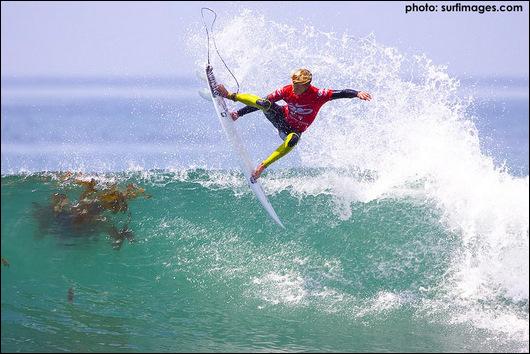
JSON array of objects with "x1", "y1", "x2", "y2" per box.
[{"x1": 1, "y1": 1, "x2": 528, "y2": 78}]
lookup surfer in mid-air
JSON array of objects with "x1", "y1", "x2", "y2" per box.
[{"x1": 216, "y1": 68, "x2": 372, "y2": 182}]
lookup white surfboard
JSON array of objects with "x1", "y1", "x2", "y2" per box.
[{"x1": 204, "y1": 65, "x2": 285, "y2": 228}]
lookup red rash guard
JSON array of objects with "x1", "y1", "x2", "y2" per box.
[{"x1": 267, "y1": 85, "x2": 333, "y2": 133}]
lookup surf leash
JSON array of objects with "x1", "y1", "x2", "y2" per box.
[{"x1": 200, "y1": 7, "x2": 240, "y2": 94}]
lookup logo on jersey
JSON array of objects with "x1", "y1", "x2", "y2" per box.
[{"x1": 287, "y1": 103, "x2": 314, "y2": 118}]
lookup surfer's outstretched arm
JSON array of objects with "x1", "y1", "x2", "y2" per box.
[{"x1": 330, "y1": 89, "x2": 372, "y2": 101}]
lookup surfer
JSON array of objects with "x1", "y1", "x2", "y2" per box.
[{"x1": 216, "y1": 68, "x2": 372, "y2": 182}]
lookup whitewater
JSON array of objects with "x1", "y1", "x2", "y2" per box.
[{"x1": 2, "y1": 10, "x2": 528, "y2": 352}]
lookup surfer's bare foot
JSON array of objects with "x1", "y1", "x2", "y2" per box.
[
  {"x1": 251, "y1": 163, "x2": 266, "y2": 183},
  {"x1": 230, "y1": 111, "x2": 239, "y2": 121},
  {"x1": 215, "y1": 84, "x2": 229, "y2": 98}
]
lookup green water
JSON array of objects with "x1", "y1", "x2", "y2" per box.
[{"x1": 1, "y1": 171, "x2": 526, "y2": 352}]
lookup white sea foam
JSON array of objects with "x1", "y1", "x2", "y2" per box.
[{"x1": 188, "y1": 9, "x2": 529, "y2": 344}]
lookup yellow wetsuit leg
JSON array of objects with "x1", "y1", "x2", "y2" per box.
[
  {"x1": 231, "y1": 93, "x2": 271, "y2": 111},
  {"x1": 229, "y1": 92, "x2": 299, "y2": 171},
  {"x1": 262, "y1": 132, "x2": 300, "y2": 168}
]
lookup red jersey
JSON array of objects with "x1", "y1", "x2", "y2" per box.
[{"x1": 266, "y1": 84, "x2": 333, "y2": 132}]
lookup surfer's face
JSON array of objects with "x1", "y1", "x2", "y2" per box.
[{"x1": 292, "y1": 82, "x2": 310, "y2": 95}]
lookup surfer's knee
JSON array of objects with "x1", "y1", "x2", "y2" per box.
[
  {"x1": 285, "y1": 133, "x2": 300, "y2": 147},
  {"x1": 256, "y1": 99, "x2": 272, "y2": 111}
]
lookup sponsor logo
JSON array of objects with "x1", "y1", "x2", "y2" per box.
[{"x1": 288, "y1": 103, "x2": 313, "y2": 116}]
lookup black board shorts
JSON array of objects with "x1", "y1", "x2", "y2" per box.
[{"x1": 263, "y1": 103, "x2": 301, "y2": 140}]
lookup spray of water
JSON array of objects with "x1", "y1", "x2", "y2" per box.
[{"x1": 188, "y1": 9, "x2": 529, "y2": 343}]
